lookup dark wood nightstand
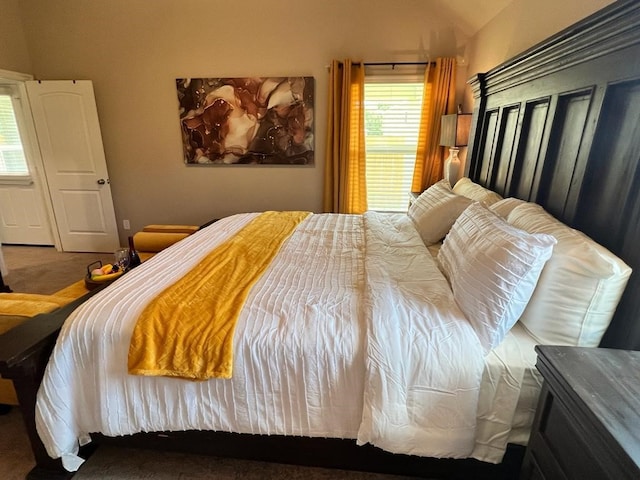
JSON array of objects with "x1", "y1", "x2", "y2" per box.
[{"x1": 520, "y1": 345, "x2": 640, "y2": 479}]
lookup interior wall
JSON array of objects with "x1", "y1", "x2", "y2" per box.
[
  {"x1": 464, "y1": 0, "x2": 614, "y2": 109},
  {"x1": 0, "y1": 0, "x2": 32, "y2": 74},
  {"x1": 11, "y1": 0, "x2": 469, "y2": 243},
  {"x1": 456, "y1": 0, "x2": 614, "y2": 173},
  {"x1": 7, "y1": 0, "x2": 616, "y2": 242}
]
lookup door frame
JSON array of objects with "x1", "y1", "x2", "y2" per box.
[{"x1": 0, "y1": 68, "x2": 61, "y2": 250}]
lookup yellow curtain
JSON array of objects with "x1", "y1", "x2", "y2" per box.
[
  {"x1": 411, "y1": 58, "x2": 457, "y2": 192},
  {"x1": 323, "y1": 59, "x2": 367, "y2": 214}
]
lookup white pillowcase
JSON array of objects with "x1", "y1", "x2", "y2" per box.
[
  {"x1": 408, "y1": 180, "x2": 472, "y2": 246},
  {"x1": 507, "y1": 203, "x2": 632, "y2": 347},
  {"x1": 437, "y1": 203, "x2": 556, "y2": 354},
  {"x1": 489, "y1": 197, "x2": 528, "y2": 218},
  {"x1": 452, "y1": 177, "x2": 503, "y2": 206}
]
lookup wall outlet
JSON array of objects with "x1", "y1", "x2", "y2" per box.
[{"x1": 123, "y1": 219, "x2": 130, "y2": 230}]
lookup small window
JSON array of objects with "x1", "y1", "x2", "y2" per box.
[
  {"x1": 364, "y1": 77, "x2": 423, "y2": 211},
  {"x1": 0, "y1": 92, "x2": 30, "y2": 176}
]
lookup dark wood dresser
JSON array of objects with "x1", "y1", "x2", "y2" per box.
[{"x1": 520, "y1": 345, "x2": 640, "y2": 479}]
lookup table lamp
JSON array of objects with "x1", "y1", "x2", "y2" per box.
[{"x1": 439, "y1": 112, "x2": 471, "y2": 185}]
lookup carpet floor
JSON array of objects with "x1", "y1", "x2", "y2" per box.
[
  {"x1": 2, "y1": 245, "x2": 114, "y2": 295},
  {"x1": 74, "y1": 444, "x2": 418, "y2": 479},
  {"x1": 0, "y1": 246, "x2": 426, "y2": 479},
  {"x1": 1, "y1": 408, "x2": 420, "y2": 480},
  {"x1": 0, "y1": 408, "x2": 34, "y2": 480}
]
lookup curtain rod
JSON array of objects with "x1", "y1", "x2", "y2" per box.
[
  {"x1": 358, "y1": 61, "x2": 434, "y2": 68},
  {"x1": 326, "y1": 61, "x2": 434, "y2": 71}
]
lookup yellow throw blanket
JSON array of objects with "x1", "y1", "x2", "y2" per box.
[{"x1": 128, "y1": 211, "x2": 310, "y2": 380}]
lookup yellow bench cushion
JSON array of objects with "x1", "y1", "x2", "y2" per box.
[
  {"x1": 0, "y1": 293, "x2": 73, "y2": 317},
  {"x1": 0, "y1": 315, "x2": 32, "y2": 405},
  {"x1": 0, "y1": 380, "x2": 18, "y2": 405},
  {"x1": 0, "y1": 314, "x2": 30, "y2": 335},
  {"x1": 142, "y1": 224, "x2": 199, "y2": 234}
]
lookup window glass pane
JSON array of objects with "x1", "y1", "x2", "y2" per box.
[
  {"x1": 0, "y1": 94, "x2": 29, "y2": 175},
  {"x1": 364, "y1": 82, "x2": 423, "y2": 211}
]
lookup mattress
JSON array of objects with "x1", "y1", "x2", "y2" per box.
[
  {"x1": 473, "y1": 322, "x2": 541, "y2": 462},
  {"x1": 502, "y1": 324, "x2": 543, "y2": 445}
]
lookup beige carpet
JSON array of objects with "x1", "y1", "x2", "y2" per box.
[
  {"x1": 0, "y1": 408, "x2": 34, "y2": 480},
  {"x1": 0, "y1": 246, "x2": 426, "y2": 479},
  {"x1": 74, "y1": 445, "x2": 417, "y2": 479},
  {"x1": 2, "y1": 245, "x2": 114, "y2": 295},
  {"x1": 0, "y1": 408, "x2": 419, "y2": 480}
]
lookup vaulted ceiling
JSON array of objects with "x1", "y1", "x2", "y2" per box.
[{"x1": 431, "y1": 0, "x2": 514, "y2": 36}]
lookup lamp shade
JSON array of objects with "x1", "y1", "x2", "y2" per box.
[{"x1": 439, "y1": 113, "x2": 472, "y2": 147}]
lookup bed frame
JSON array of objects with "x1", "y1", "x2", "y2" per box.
[
  {"x1": 2, "y1": 1, "x2": 640, "y2": 478},
  {"x1": 465, "y1": 0, "x2": 640, "y2": 351}
]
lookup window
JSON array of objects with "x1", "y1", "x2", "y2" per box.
[
  {"x1": 0, "y1": 87, "x2": 30, "y2": 178},
  {"x1": 364, "y1": 76, "x2": 423, "y2": 211}
]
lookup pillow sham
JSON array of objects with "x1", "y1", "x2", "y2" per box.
[
  {"x1": 507, "y1": 203, "x2": 632, "y2": 347},
  {"x1": 452, "y1": 177, "x2": 503, "y2": 206},
  {"x1": 408, "y1": 180, "x2": 472, "y2": 246},
  {"x1": 489, "y1": 197, "x2": 528, "y2": 218},
  {"x1": 437, "y1": 203, "x2": 556, "y2": 354}
]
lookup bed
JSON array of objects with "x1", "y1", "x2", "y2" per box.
[
  {"x1": 2, "y1": 1, "x2": 640, "y2": 479},
  {"x1": 33, "y1": 209, "x2": 533, "y2": 469}
]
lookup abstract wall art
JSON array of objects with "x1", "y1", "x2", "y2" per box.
[{"x1": 176, "y1": 76, "x2": 314, "y2": 166}]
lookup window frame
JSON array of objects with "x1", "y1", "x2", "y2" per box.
[
  {"x1": 363, "y1": 71, "x2": 424, "y2": 212},
  {"x1": 0, "y1": 82, "x2": 33, "y2": 185}
]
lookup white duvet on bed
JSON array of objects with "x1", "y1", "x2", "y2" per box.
[{"x1": 36, "y1": 212, "x2": 492, "y2": 471}]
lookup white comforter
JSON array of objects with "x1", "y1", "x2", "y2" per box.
[{"x1": 35, "y1": 212, "x2": 485, "y2": 471}]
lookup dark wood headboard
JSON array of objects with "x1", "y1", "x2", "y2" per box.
[{"x1": 465, "y1": 0, "x2": 640, "y2": 351}]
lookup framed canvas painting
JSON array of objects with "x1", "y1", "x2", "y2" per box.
[{"x1": 176, "y1": 77, "x2": 314, "y2": 165}]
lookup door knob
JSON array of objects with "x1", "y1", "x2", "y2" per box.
[{"x1": 97, "y1": 179, "x2": 106, "y2": 185}]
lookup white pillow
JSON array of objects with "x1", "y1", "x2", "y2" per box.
[
  {"x1": 437, "y1": 203, "x2": 556, "y2": 354},
  {"x1": 489, "y1": 197, "x2": 528, "y2": 218},
  {"x1": 408, "y1": 180, "x2": 472, "y2": 246},
  {"x1": 507, "y1": 203, "x2": 632, "y2": 347},
  {"x1": 452, "y1": 177, "x2": 503, "y2": 206}
]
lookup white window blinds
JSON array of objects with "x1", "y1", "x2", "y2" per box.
[
  {"x1": 0, "y1": 91, "x2": 29, "y2": 176},
  {"x1": 364, "y1": 78, "x2": 423, "y2": 212}
]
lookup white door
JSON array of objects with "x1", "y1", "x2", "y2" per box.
[
  {"x1": 0, "y1": 184, "x2": 54, "y2": 245},
  {"x1": 0, "y1": 82, "x2": 55, "y2": 246},
  {"x1": 26, "y1": 80, "x2": 119, "y2": 252}
]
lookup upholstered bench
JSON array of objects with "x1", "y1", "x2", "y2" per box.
[
  {"x1": 0, "y1": 292, "x2": 82, "y2": 406},
  {"x1": 0, "y1": 224, "x2": 199, "y2": 408},
  {"x1": 133, "y1": 224, "x2": 199, "y2": 261},
  {"x1": 0, "y1": 314, "x2": 28, "y2": 413}
]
